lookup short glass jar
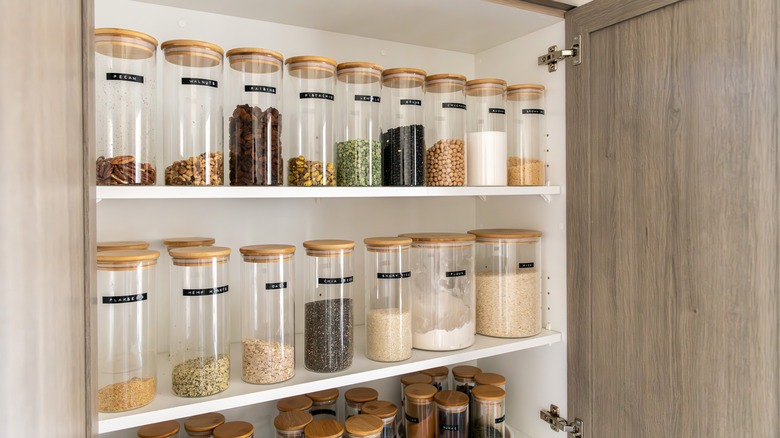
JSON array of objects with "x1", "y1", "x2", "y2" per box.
[
  {"x1": 465, "y1": 78, "x2": 507, "y2": 186},
  {"x1": 345, "y1": 387, "x2": 379, "y2": 419},
  {"x1": 421, "y1": 366, "x2": 449, "y2": 392},
  {"x1": 345, "y1": 414, "x2": 384, "y2": 438},
  {"x1": 452, "y1": 365, "x2": 482, "y2": 397},
  {"x1": 184, "y1": 412, "x2": 225, "y2": 437},
  {"x1": 381, "y1": 68, "x2": 427, "y2": 186},
  {"x1": 404, "y1": 383, "x2": 437, "y2": 438},
  {"x1": 307, "y1": 388, "x2": 340, "y2": 421},
  {"x1": 305, "y1": 419, "x2": 345, "y2": 438},
  {"x1": 469, "y1": 385, "x2": 506, "y2": 438},
  {"x1": 137, "y1": 420, "x2": 180, "y2": 438},
  {"x1": 506, "y1": 83, "x2": 546, "y2": 186},
  {"x1": 213, "y1": 421, "x2": 254, "y2": 438},
  {"x1": 275, "y1": 411, "x2": 314, "y2": 438},
  {"x1": 361, "y1": 400, "x2": 398, "y2": 438},
  {"x1": 278, "y1": 395, "x2": 314, "y2": 415},
  {"x1": 434, "y1": 390, "x2": 469, "y2": 438},
  {"x1": 400, "y1": 373, "x2": 433, "y2": 412},
  {"x1": 474, "y1": 373, "x2": 506, "y2": 390},
  {"x1": 424, "y1": 74, "x2": 467, "y2": 187}
]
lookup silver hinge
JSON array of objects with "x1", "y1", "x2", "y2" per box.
[
  {"x1": 538, "y1": 35, "x2": 581, "y2": 72},
  {"x1": 540, "y1": 404, "x2": 584, "y2": 437}
]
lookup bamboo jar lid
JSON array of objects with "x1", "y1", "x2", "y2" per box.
[
  {"x1": 306, "y1": 388, "x2": 339, "y2": 402},
  {"x1": 434, "y1": 390, "x2": 469, "y2": 407},
  {"x1": 399, "y1": 232, "x2": 476, "y2": 243},
  {"x1": 303, "y1": 239, "x2": 355, "y2": 251},
  {"x1": 337, "y1": 62, "x2": 384, "y2": 84},
  {"x1": 421, "y1": 366, "x2": 449, "y2": 378},
  {"x1": 213, "y1": 421, "x2": 254, "y2": 438},
  {"x1": 400, "y1": 372, "x2": 433, "y2": 386},
  {"x1": 137, "y1": 420, "x2": 180, "y2": 438},
  {"x1": 169, "y1": 246, "x2": 231, "y2": 266},
  {"x1": 162, "y1": 237, "x2": 215, "y2": 248},
  {"x1": 274, "y1": 411, "x2": 313, "y2": 431},
  {"x1": 404, "y1": 383, "x2": 438, "y2": 401},
  {"x1": 95, "y1": 28, "x2": 157, "y2": 60},
  {"x1": 344, "y1": 387, "x2": 379, "y2": 403},
  {"x1": 345, "y1": 414, "x2": 384, "y2": 436},
  {"x1": 277, "y1": 394, "x2": 314, "y2": 412},
  {"x1": 226, "y1": 47, "x2": 283, "y2": 73},
  {"x1": 285, "y1": 56, "x2": 337, "y2": 79},
  {"x1": 97, "y1": 250, "x2": 160, "y2": 264},
  {"x1": 97, "y1": 240, "x2": 150, "y2": 251},
  {"x1": 184, "y1": 412, "x2": 225, "y2": 435},
  {"x1": 361, "y1": 400, "x2": 398, "y2": 419},
  {"x1": 467, "y1": 228, "x2": 542, "y2": 239},
  {"x1": 240, "y1": 244, "x2": 296, "y2": 262},
  {"x1": 475, "y1": 372, "x2": 507, "y2": 387},
  {"x1": 304, "y1": 419, "x2": 344, "y2": 438},
  {"x1": 161, "y1": 39, "x2": 224, "y2": 68},
  {"x1": 452, "y1": 365, "x2": 482, "y2": 379},
  {"x1": 470, "y1": 384, "x2": 506, "y2": 402}
]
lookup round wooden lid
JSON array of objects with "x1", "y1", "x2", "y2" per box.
[
  {"x1": 162, "y1": 237, "x2": 215, "y2": 248},
  {"x1": 451, "y1": 365, "x2": 482, "y2": 378},
  {"x1": 226, "y1": 47, "x2": 283, "y2": 73},
  {"x1": 137, "y1": 420, "x2": 180, "y2": 438},
  {"x1": 226, "y1": 47, "x2": 283, "y2": 61},
  {"x1": 475, "y1": 372, "x2": 507, "y2": 387},
  {"x1": 302, "y1": 239, "x2": 355, "y2": 251},
  {"x1": 400, "y1": 372, "x2": 433, "y2": 386},
  {"x1": 306, "y1": 388, "x2": 339, "y2": 402},
  {"x1": 404, "y1": 383, "x2": 437, "y2": 401},
  {"x1": 274, "y1": 411, "x2": 313, "y2": 431},
  {"x1": 161, "y1": 39, "x2": 223, "y2": 68},
  {"x1": 434, "y1": 390, "x2": 469, "y2": 407},
  {"x1": 277, "y1": 394, "x2": 313, "y2": 412},
  {"x1": 467, "y1": 228, "x2": 542, "y2": 239},
  {"x1": 184, "y1": 412, "x2": 225, "y2": 433},
  {"x1": 361, "y1": 400, "x2": 398, "y2": 419},
  {"x1": 364, "y1": 236, "x2": 412, "y2": 249},
  {"x1": 97, "y1": 240, "x2": 150, "y2": 251},
  {"x1": 337, "y1": 62, "x2": 383, "y2": 84},
  {"x1": 382, "y1": 68, "x2": 426, "y2": 88},
  {"x1": 344, "y1": 387, "x2": 379, "y2": 403},
  {"x1": 240, "y1": 244, "x2": 296, "y2": 256},
  {"x1": 97, "y1": 249, "x2": 160, "y2": 264},
  {"x1": 420, "y1": 366, "x2": 449, "y2": 378},
  {"x1": 507, "y1": 83, "x2": 545, "y2": 91},
  {"x1": 345, "y1": 414, "x2": 384, "y2": 435},
  {"x1": 169, "y1": 245, "x2": 230, "y2": 259},
  {"x1": 465, "y1": 78, "x2": 507, "y2": 96},
  {"x1": 470, "y1": 384, "x2": 506, "y2": 402},
  {"x1": 95, "y1": 28, "x2": 158, "y2": 46},
  {"x1": 213, "y1": 421, "x2": 254, "y2": 438},
  {"x1": 161, "y1": 39, "x2": 224, "y2": 55},
  {"x1": 398, "y1": 232, "x2": 476, "y2": 243},
  {"x1": 95, "y1": 28, "x2": 157, "y2": 59},
  {"x1": 426, "y1": 73, "x2": 467, "y2": 83},
  {"x1": 285, "y1": 56, "x2": 337, "y2": 79},
  {"x1": 304, "y1": 419, "x2": 344, "y2": 438}
]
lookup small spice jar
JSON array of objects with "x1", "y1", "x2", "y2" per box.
[
  {"x1": 465, "y1": 78, "x2": 508, "y2": 186},
  {"x1": 226, "y1": 48, "x2": 284, "y2": 186},
  {"x1": 285, "y1": 56, "x2": 338, "y2": 187},
  {"x1": 184, "y1": 412, "x2": 226, "y2": 437},
  {"x1": 345, "y1": 414, "x2": 384, "y2": 438},
  {"x1": 278, "y1": 395, "x2": 314, "y2": 414},
  {"x1": 361, "y1": 400, "x2": 398, "y2": 438},
  {"x1": 381, "y1": 68, "x2": 427, "y2": 186},
  {"x1": 506, "y1": 84, "x2": 546, "y2": 186},
  {"x1": 137, "y1": 420, "x2": 180, "y2": 438},
  {"x1": 275, "y1": 411, "x2": 314, "y2": 438},
  {"x1": 303, "y1": 240, "x2": 355, "y2": 372},
  {"x1": 400, "y1": 373, "x2": 433, "y2": 411},
  {"x1": 239, "y1": 244, "x2": 296, "y2": 384},
  {"x1": 424, "y1": 74, "x2": 467, "y2": 187},
  {"x1": 336, "y1": 62, "x2": 384, "y2": 187},
  {"x1": 97, "y1": 240, "x2": 150, "y2": 251},
  {"x1": 161, "y1": 39, "x2": 225, "y2": 186},
  {"x1": 474, "y1": 373, "x2": 506, "y2": 390},
  {"x1": 345, "y1": 387, "x2": 379, "y2": 419},
  {"x1": 94, "y1": 28, "x2": 158, "y2": 186},
  {"x1": 169, "y1": 246, "x2": 231, "y2": 397},
  {"x1": 468, "y1": 228, "x2": 542, "y2": 338},
  {"x1": 213, "y1": 421, "x2": 254, "y2": 438},
  {"x1": 363, "y1": 237, "x2": 413, "y2": 362},
  {"x1": 452, "y1": 365, "x2": 482, "y2": 397},
  {"x1": 399, "y1": 233, "x2": 476, "y2": 351},
  {"x1": 305, "y1": 419, "x2": 345, "y2": 438},
  {"x1": 97, "y1": 250, "x2": 160, "y2": 412},
  {"x1": 404, "y1": 383, "x2": 437, "y2": 438},
  {"x1": 421, "y1": 366, "x2": 449, "y2": 391},
  {"x1": 469, "y1": 385, "x2": 506, "y2": 438},
  {"x1": 434, "y1": 390, "x2": 469, "y2": 438},
  {"x1": 306, "y1": 388, "x2": 340, "y2": 421}
]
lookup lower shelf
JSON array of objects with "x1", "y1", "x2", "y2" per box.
[{"x1": 98, "y1": 327, "x2": 561, "y2": 433}]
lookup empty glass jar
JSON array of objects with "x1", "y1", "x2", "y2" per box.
[
  {"x1": 381, "y1": 68, "x2": 427, "y2": 186},
  {"x1": 424, "y1": 74, "x2": 466, "y2": 187},
  {"x1": 507, "y1": 84, "x2": 546, "y2": 186},
  {"x1": 465, "y1": 78, "x2": 507, "y2": 186}
]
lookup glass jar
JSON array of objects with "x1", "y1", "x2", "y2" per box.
[
  {"x1": 381, "y1": 68, "x2": 427, "y2": 186},
  {"x1": 361, "y1": 401, "x2": 398, "y2": 438},
  {"x1": 474, "y1": 373, "x2": 506, "y2": 391},
  {"x1": 239, "y1": 244, "x2": 296, "y2": 384},
  {"x1": 303, "y1": 240, "x2": 355, "y2": 372},
  {"x1": 404, "y1": 383, "x2": 437, "y2": 438},
  {"x1": 398, "y1": 233, "x2": 476, "y2": 351},
  {"x1": 469, "y1": 386, "x2": 506, "y2": 438},
  {"x1": 285, "y1": 56, "x2": 338, "y2": 187},
  {"x1": 213, "y1": 421, "x2": 254, "y2": 438},
  {"x1": 465, "y1": 79, "x2": 507, "y2": 186},
  {"x1": 506, "y1": 84, "x2": 546, "y2": 186},
  {"x1": 226, "y1": 48, "x2": 284, "y2": 186},
  {"x1": 278, "y1": 395, "x2": 314, "y2": 414},
  {"x1": 451, "y1": 365, "x2": 481, "y2": 397},
  {"x1": 184, "y1": 412, "x2": 226, "y2": 437},
  {"x1": 169, "y1": 246, "x2": 231, "y2": 397},
  {"x1": 434, "y1": 390, "x2": 469, "y2": 438},
  {"x1": 363, "y1": 237, "x2": 413, "y2": 362},
  {"x1": 424, "y1": 74, "x2": 466, "y2": 187},
  {"x1": 468, "y1": 228, "x2": 542, "y2": 338},
  {"x1": 137, "y1": 420, "x2": 180, "y2": 438},
  {"x1": 275, "y1": 411, "x2": 314, "y2": 438},
  {"x1": 306, "y1": 388, "x2": 340, "y2": 421},
  {"x1": 345, "y1": 387, "x2": 379, "y2": 419},
  {"x1": 305, "y1": 419, "x2": 345, "y2": 438},
  {"x1": 421, "y1": 366, "x2": 449, "y2": 391},
  {"x1": 345, "y1": 414, "x2": 384, "y2": 438},
  {"x1": 97, "y1": 241, "x2": 150, "y2": 252},
  {"x1": 161, "y1": 39, "x2": 224, "y2": 186},
  {"x1": 163, "y1": 237, "x2": 216, "y2": 253},
  {"x1": 97, "y1": 250, "x2": 159, "y2": 412},
  {"x1": 400, "y1": 373, "x2": 433, "y2": 411},
  {"x1": 95, "y1": 28, "x2": 158, "y2": 186},
  {"x1": 336, "y1": 62, "x2": 383, "y2": 187}
]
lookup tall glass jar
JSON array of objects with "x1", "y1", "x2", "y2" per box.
[
  {"x1": 95, "y1": 28, "x2": 158, "y2": 186},
  {"x1": 345, "y1": 414, "x2": 384, "y2": 438},
  {"x1": 345, "y1": 387, "x2": 379, "y2": 419},
  {"x1": 474, "y1": 373, "x2": 506, "y2": 390},
  {"x1": 452, "y1": 365, "x2": 481, "y2": 397},
  {"x1": 361, "y1": 401, "x2": 398, "y2": 438},
  {"x1": 305, "y1": 419, "x2": 345, "y2": 438},
  {"x1": 306, "y1": 388, "x2": 340, "y2": 421},
  {"x1": 169, "y1": 246, "x2": 231, "y2": 397},
  {"x1": 336, "y1": 62, "x2": 383, "y2": 186},
  {"x1": 468, "y1": 228, "x2": 542, "y2": 338},
  {"x1": 424, "y1": 74, "x2": 466, "y2": 187},
  {"x1": 398, "y1": 233, "x2": 476, "y2": 351},
  {"x1": 465, "y1": 79, "x2": 507, "y2": 186},
  {"x1": 97, "y1": 250, "x2": 159, "y2": 412},
  {"x1": 184, "y1": 412, "x2": 225, "y2": 437},
  {"x1": 303, "y1": 240, "x2": 355, "y2": 372},
  {"x1": 421, "y1": 366, "x2": 449, "y2": 391},
  {"x1": 278, "y1": 395, "x2": 314, "y2": 414},
  {"x1": 162, "y1": 40, "x2": 224, "y2": 186},
  {"x1": 469, "y1": 385, "x2": 506, "y2": 438},
  {"x1": 137, "y1": 420, "x2": 180, "y2": 438},
  {"x1": 364, "y1": 237, "x2": 412, "y2": 362},
  {"x1": 404, "y1": 383, "x2": 437, "y2": 438},
  {"x1": 507, "y1": 84, "x2": 546, "y2": 186},
  {"x1": 434, "y1": 390, "x2": 469, "y2": 438},
  {"x1": 226, "y1": 48, "x2": 284, "y2": 186},
  {"x1": 213, "y1": 421, "x2": 254, "y2": 438},
  {"x1": 286, "y1": 56, "x2": 337, "y2": 186},
  {"x1": 275, "y1": 411, "x2": 314, "y2": 438},
  {"x1": 239, "y1": 244, "x2": 296, "y2": 384},
  {"x1": 381, "y1": 68, "x2": 427, "y2": 186},
  {"x1": 97, "y1": 241, "x2": 150, "y2": 252}
]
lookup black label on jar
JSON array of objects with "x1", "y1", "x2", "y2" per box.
[
  {"x1": 522, "y1": 108, "x2": 545, "y2": 115},
  {"x1": 300, "y1": 92, "x2": 334, "y2": 100},
  {"x1": 318, "y1": 276, "x2": 354, "y2": 285},
  {"x1": 519, "y1": 262, "x2": 535, "y2": 269},
  {"x1": 488, "y1": 107, "x2": 506, "y2": 114},
  {"x1": 495, "y1": 415, "x2": 506, "y2": 424},
  {"x1": 355, "y1": 94, "x2": 381, "y2": 103},
  {"x1": 311, "y1": 409, "x2": 337, "y2": 417},
  {"x1": 446, "y1": 270, "x2": 467, "y2": 277},
  {"x1": 405, "y1": 414, "x2": 420, "y2": 424},
  {"x1": 245, "y1": 84, "x2": 276, "y2": 94},
  {"x1": 102, "y1": 293, "x2": 147, "y2": 304},
  {"x1": 181, "y1": 77, "x2": 218, "y2": 88},
  {"x1": 377, "y1": 271, "x2": 411, "y2": 279},
  {"x1": 441, "y1": 424, "x2": 460, "y2": 431},
  {"x1": 182, "y1": 285, "x2": 229, "y2": 296},
  {"x1": 265, "y1": 281, "x2": 288, "y2": 290},
  {"x1": 106, "y1": 73, "x2": 144, "y2": 84},
  {"x1": 443, "y1": 102, "x2": 466, "y2": 110},
  {"x1": 400, "y1": 99, "x2": 422, "y2": 106}
]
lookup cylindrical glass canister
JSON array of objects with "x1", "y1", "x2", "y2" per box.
[
  {"x1": 506, "y1": 84, "x2": 546, "y2": 186},
  {"x1": 226, "y1": 48, "x2": 285, "y2": 186},
  {"x1": 137, "y1": 420, "x2": 181, "y2": 438},
  {"x1": 424, "y1": 74, "x2": 466, "y2": 187},
  {"x1": 398, "y1": 233, "x2": 476, "y2": 351},
  {"x1": 421, "y1": 366, "x2": 449, "y2": 392},
  {"x1": 278, "y1": 395, "x2": 314, "y2": 414},
  {"x1": 363, "y1": 237, "x2": 413, "y2": 362},
  {"x1": 213, "y1": 421, "x2": 254, "y2": 438},
  {"x1": 400, "y1": 373, "x2": 433, "y2": 412},
  {"x1": 434, "y1": 390, "x2": 469, "y2": 438},
  {"x1": 345, "y1": 414, "x2": 384, "y2": 438},
  {"x1": 474, "y1": 373, "x2": 507, "y2": 391},
  {"x1": 381, "y1": 68, "x2": 427, "y2": 186},
  {"x1": 163, "y1": 237, "x2": 216, "y2": 253},
  {"x1": 451, "y1": 365, "x2": 482, "y2": 397},
  {"x1": 239, "y1": 244, "x2": 296, "y2": 384},
  {"x1": 184, "y1": 412, "x2": 226, "y2": 437},
  {"x1": 404, "y1": 384, "x2": 437, "y2": 438},
  {"x1": 95, "y1": 28, "x2": 158, "y2": 186},
  {"x1": 169, "y1": 246, "x2": 231, "y2": 397},
  {"x1": 306, "y1": 388, "x2": 340, "y2": 421},
  {"x1": 465, "y1": 79, "x2": 507, "y2": 186},
  {"x1": 468, "y1": 228, "x2": 543, "y2": 338},
  {"x1": 469, "y1": 386, "x2": 506, "y2": 438},
  {"x1": 336, "y1": 62, "x2": 383, "y2": 187},
  {"x1": 285, "y1": 56, "x2": 338, "y2": 186},
  {"x1": 97, "y1": 240, "x2": 150, "y2": 252},
  {"x1": 345, "y1": 387, "x2": 379, "y2": 419},
  {"x1": 305, "y1": 419, "x2": 345, "y2": 438},
  {"x1": 275, "y1": 411, "x2": 314, "y2": 438},
  {"x1": 361, "y1": 401, "x2": 398, "y2": 438},
  {"x1": 97, "y1": 250, "x2": 159, "y2": 412},
  {"x1": 303, "y1": 240, "x2": 355, "y2": 372}
]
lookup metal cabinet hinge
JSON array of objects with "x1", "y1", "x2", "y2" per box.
[
  {"x1": 540, "y1": 404, "x2": 584, "y2": 437},
  {"x1": 538, "y1": 35, "x2": 581, "y2": 72}
]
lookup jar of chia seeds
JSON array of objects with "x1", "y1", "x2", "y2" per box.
[
  {"x1": 465, "y1": 78, "x2": 507, "y2": 186},
  {"x1": 184, "y1": 412, "x2": 225, "y2": 437},
  {"x1": 452, "y1": 365, "x2": 482, "y2": 397},
  {"x1": 361, "y1": 400, "x2": 398, "y2": 438},
  {"x1": 345, "y1": 387, "x2": 379, "y2": 419},
  {"x1": 306, "y1": 388, "x2": 340, "y2": 421},
  {"x1": 381, "y1": 68, "x2": 427, "y2": 186},
  {"x1": 469, "y1": 385, "x2": 506, "y2": 438},
  {"x1": 421, "y1": 366, "x2": 449, "y2": 391},
  {"x1": 345, "y1": 414, "x2": 384, "y2": 438},
  {"x1": 305, "y1": 419, "x2": 345, "y2": 438},
  {"x1": 434, "y1": 390, "x2": 469, "y2": 438},
  {"x1": 507, "y1": 84, "x2": 546, "y2": 186},
  {"x1": 275, "y1": 411, "x2": 314, "y2": 438},
  {"x1": 424, "y1": 74, "x2": 466, "y2": 187}
]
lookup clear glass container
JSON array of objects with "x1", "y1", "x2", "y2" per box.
[
  {"x1": 345, "y1": 414, "x2": 384, "y2": 438},
  {"x1": 306, "y1": 388, "x2": 340, "y2": 421},
  {"x1": 97, "y1": 250, "x2": 160, "y2": 412},
  {"x1": 278, "y1": 395, "x2": 314, "y2": 414},
  {"x1": 400, "y1": 373, "x2": 433, "y2": 412},
  {"x1": 226, "y1": 48, "x2": 285, "y2": 186},
  {"x1": 137, "y1": 420, "x2": 181, "y2": 438},
  {"x1": 285, "y1": 56, "x2": 338, "y2": 186},
  {"x1": 434, "y1": 390, "x2": 469, "y2": 438},
  {"x1": 336, "y1": 62, "x2": 383, "y2": 187},
  {"x1": 163, "y1": 237, "x2": 216, "y2": 253},
  {"x1": 345, "y1": 387, "x2": 379, "y2": 419},
  {"x1": 404, "y1": 383, "x2": 437, "y2": 438},
  {"x1": 239, "y1": 244, "x2": 296, "y2": 384},
  {"x1": 363, "y1": 237, "x2": 412, "y2": 362},
  {"x1": 213, "y1": 421, "x2": 254, "y2": 438},
  {"x1": 169, "y1": 246, "x2": 231, "y2": 397},
  {"x1": 97, "y1": 241, "x2": 150, "y2": 252},
  {"x1": 506, "y1": 84, "x2": 546, "y2": 186},
  {"x1": 184, "y1": 412, "x2": 225, "y2": 437},
  {"x1": 362, "y1": 401, "x2": 398, "y2": 438},
  {"x1": 162, "y1": 39, "x2": 224, "y2": 186},
  {"x1": 398, "y1": 233, "x2": 476, "y2": 351},
  {"x1": 451, "y1": 365, "x2": 481, "y2": 397},
  {"x1": 465, "y1": 79, "x2": 507, "y2": 186},
  {"x1": 469, "y1": 386, "x2": 506, "y2": 438},
  {"x1": 305, "y1": 419, "x2": 345, "y2": 438},
  {"x1": 468, "y1": 228, "x2": 543, "y2": 338},
  {"x1": 424, "y1": 74, "x2": 466, "y2": 187},
  {"x1": 421, "y1": 366, "x2": 449, "y2": 392},
  {"x1": 275, "y1": 411, "x2": 314, "y2": 438},
  {"x1": 95, "y1": 28, "x2": 158, "y2": 186},
  {"x1": 474, "y1": 373, "x2": 506, "y2": 391},
  {"x1": 381, "y1": 68, "x2": 427, "y2": 186},
  {"x1": 303, "y1": 240, "x2": 355, "y2": 372}
]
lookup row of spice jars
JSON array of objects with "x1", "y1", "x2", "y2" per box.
[
  {"x1": 136, "y1": 414, "x2": 253, "y2": 438},
  {"x1": 95, "y1": 28, "x2": 547, "y2": 188}
]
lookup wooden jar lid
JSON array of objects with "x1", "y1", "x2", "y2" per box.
[
  {"x1": 277, "y1": 394, "x2": 314, "y2": 412},
  {"x1": 364, "y1": 236, "x2": 412, "y2": 249},
  {"x1": 404, "y1": 383, "x2": 438, "y2": 401},
  {"x1": 184, "y1": 412, "x2": 225, "y2": 434},
  {"x1": 274, "y1": 411, "x2": 313, "y2": 431},
  {"x1": 213, "y1": 421, "x2": 254, "y2": 438},
  {"x1": 345, "y1": 414, "x2": 384, "y2": 436},
  {"x1": 306, "y1": 388, "x2": 339, "y2": 402},
  {"x1": 361, "y1": 400, "x2": 398, "y2": 419},
  {"x1": 468, "y1": 228, "x2": 542, "y2": 239},
  {"x1": 97, "y1": 240, "x2": 149, "y2": 251},
  {"x1": 304, "y1": 419, "x2": 345, "y2": 438},
  {"x1": 398, "y1": 232, "x2": 476, "y2": 243},
  {"x1": 452, "y1": 365, "x2": 482, "y2": 378},
  {"x1": 421, "y1": 366, "x2": 449, "y2": 378},
  {"x1": 434, "y1": 390, "x2": 469, "y2": 407},
  {"x1": 162, "y1": 237, "x2": 216, "y2": 248},
  {"x1": 470, "y1": 384, "x2": 506, "y2": 402},
  {"x1": 169, "y1": 245, "x2": 230, "y2": 259},
  {"x1": 97, "y1": 250, "x2": 160, "y2": 264},
  {"x1": 400, "y1": 372, "x2": 433, "y2": 386},
  {"x1": 475, "y1": 372, "x2": 507, "y2": 387},
  {"x1": 137, "y1": 420, "x2": 180, "y2": 438},
  {"x1": 95, "y1": 28, "x2": 157, "y2": 59},
  {"x1": 344, "y1": 387, "x2": 379, "y2": 403},
  {"x1": 240, "y1": 244, "x2": 296, "y2": 258}
]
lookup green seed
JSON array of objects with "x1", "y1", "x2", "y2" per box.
[{"x1": 336, "y1": 139, "x2": 382, "y2": 186}]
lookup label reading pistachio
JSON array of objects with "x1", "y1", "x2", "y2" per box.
[
  {"x1": 102, "y1": 293, "x2": 147, "y2": 304},
  {"x1": 182, "y1": 285, "x2": 228, "y2": 296},
  {"x1": 106, "y1": 73, "x2": 144, "y2": 84},
  {"x1": 300, "y1": 92, "x2": 334, "y2": 100}
]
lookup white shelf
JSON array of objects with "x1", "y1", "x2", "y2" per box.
[{"x1": 98, "y1": 328, "x2": 561, "y2": 433}]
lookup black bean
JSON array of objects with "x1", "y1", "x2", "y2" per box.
[{"x1": 381, "y1": 124, "x2": 425, "y2": 186}]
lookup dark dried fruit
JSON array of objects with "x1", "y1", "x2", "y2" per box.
[{"x1": 228, "y1": 104, "x2": 283, "y2": 186}]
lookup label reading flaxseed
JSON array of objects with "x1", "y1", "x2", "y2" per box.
[
  {"x1": 318, "y1": 276, "x2": 354, "y2": 285},
  {"x1": 106, "y1": 73, "x2": 144, "y2": 84},
  {"x1": 245, "y1": 85, "x2": 276, "y2": 94},
  {"x1": 265, "y1": 281, "x2": 287, "y2": 290},
  {"x1": 182, "y1": 285, "x2": 228, "y2": 296},
  {"x1": 488, "y1": 107, "x2": 506, "y2": 114},
  {"x1": 446, "y1": 270, "x2": 467, "y2": 277},
  {"x1": 519, "y1": 262, "x2": 535, "y2": 269},
  {"x1": 400, "y1": 99, "x2": 422, "y2": 106},
  {"x1": 377, "y1": 272, "x2": 411, "y2": 279},
  {"x1": 355, "y1": 95, "x2": 381, "y2": 103},
  {"x1": 443, "y1": 102, "x2": 466, "y2": 110},
  {"x1": 102, "y1": 293, "x2": 147, "y2": 304},
  {"x1": 300, "y1": 92, "x2": 334, "y2": 100},
  {"x1": 522, "y1": 108, "x2": 545, "y2": 115},
  {"x1": 181, "y1": 78, "x2": 218, "y2": 88}
]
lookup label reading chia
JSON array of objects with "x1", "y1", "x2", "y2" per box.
[
  {"x1": 318, "y1": 276, "x2": 354, "y2": 285},
  {"x1": 522, "y1": 108, "x2": 545, "y2": 115},
  {"x1": 377, "y1": 271, "x2": 411, "y2": 279},
  {"x1": 355, "y1": 94, "x2": 381, "y2": 103},
  {"x1": 400, "y1": 99, "x2": 422, "y2": 106},
  {"x1": 106, "y1": 73, "x2": 143, "y2": 84},
  {"x1": 265, "y1": 281, "x2": 287, "y2": 290},
  {"x1": 519, "y1": 262, "x2": 535, "y2": 269},
  {"x1": 245, "y1": 85, "x2": 276, "y2": 94},
  {"x1": 102, "y1": 293, "x2": 147, "y2": 304},
  {"x1": 405, "y1": 414, "x2": 420, "y2": 424},
  {"x1": 443, "y1": 102, "x2": 466, "y2": 110},
  {"x1": 488, "y1": 107, "x2": 506, "y2": 114},
  {"x1": 442, "y1": 425, "x2": 460, "y2": 431},
  {"x1": 310, "y1": 409, "x2": 337, "y2": 417},
  {"x1": 495, "y1": 415, "x2": 506, "y2": 424},
  {"x1": 300, "y1": 92, "x2": 334, "y2": 100},
  {"x1": 446, "y1": 270, "x2": 467, "y2": 278},
  {"x1": 182, "y1": 285, "x2": 229, "y2": 296}
]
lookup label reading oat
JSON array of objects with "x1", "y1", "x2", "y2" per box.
[
  {"x1": 300, "y1": 92, "x2": 334, "y2": 100},
  {"x1": 318, "y1": 276, "x2": 354, "y2": 285},
  {"x1": 519, "y1": 262, "x2": 535, "y2": 269},
  {"x1": 245, "y1": 85, "x2": 276, "y2": 94},
  {"x1": 446, "y1": 270, "x2": 467, "y2": 277},
  {"x1": 265, "y1": 281, "x2": 287, "y2": 290},
  {"x1": 488, "y1": 107, "x2": 506, "y2": 114},
  {"x1": 522, "y1": 108, "x2": 545, "y2": 115},
  {"x1": 106, "y1": 73, "x2": 144, "y2": 84},
  {"x1": 355, "y1": 94, "x2": 381, "y2": 103},
  {"x1": 102, "y1": 293, "x2": 147, "y2": 304},
  {"x1": 182, "y1": 285, "x2": 229, "y2": 296},
  {"x1": 400, "y1": 99, "x2": 422, "y2": 106},
  {"x1": 181, "y1": 78, "x2": 218, "y2": 88},
  {"x1": 443, "y1": 102, "x2": 466, "y2": 110},
  {"x1": 377, "y1": 272, "x2": 411, "y2": 279}
]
